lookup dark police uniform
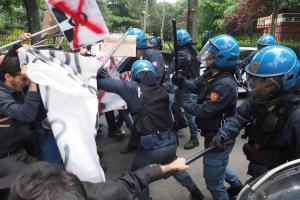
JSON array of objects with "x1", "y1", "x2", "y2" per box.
[
  {"x1": 97, "y1": 78, "x2": 199, "y2": 200},
  {"x1": 218, "y1": 92, "x2": 300, "y2": 179},
  {"x1": 179, "y1": 70, "x2": 243, "y2": 200},
  {"x1": 181, "y1": 70, "x2": 237, "y2": 143},
  {"x1": 175, "y1": 45, "x2": 200, "y2": 148},
  {"x1": 141, "y1": 48, "x2": 165, "y2": 83}
]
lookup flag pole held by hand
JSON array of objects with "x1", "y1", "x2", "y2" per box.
[{"x1": 0, "y1": 24, "x2": 59, "y2": 51}]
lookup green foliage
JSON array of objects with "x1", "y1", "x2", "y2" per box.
[
  {"x1": 0, "y1": 1, "x2": 27, "y2": 35},
  {"x1": 198, "y1": 0, "x2": 239, "y2": 34},
  {"x1": 236, "y1": 34, "x2": 299, "y2": 55}
]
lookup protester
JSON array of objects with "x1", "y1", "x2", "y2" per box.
[
  {"x1": 0, "y1": 33, "x2": 32, "y2": 64},
  {"x1": 97, "y1": 60, "x2": 204, "y2": 200},
  {"x1": 212, "y1": 45, "x2": 300, "y2": 182},
  {"x1": 0, "y1": 157, "x2": 188, "y2": 200},
  {"x1": 0, "y1": 57, "x2": 39, "y2": 163},
  {"x1": 173, "y1": 34, "x2": 244, "y2": 199}
]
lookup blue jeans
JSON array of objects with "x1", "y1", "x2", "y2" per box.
[
  {"x1": 131, "y1": 130, "x2": 198, "y2": 200},
  {"x1": 36, "y1": 127, "x2": 62, "y2": 165},
  {"x1": 203, "y1": 143, "x2": 242, "y2": 200},
  {"x1": 184, "y1": 93, "x2": 198, "y2": 138}
]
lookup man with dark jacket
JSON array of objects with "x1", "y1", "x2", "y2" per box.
[
  {"x1": 0, "y1": 57, "x2": 39, "y2": 163},
  {"x1": 0, "y1": 157, "x2": 188, "y2": 200}
]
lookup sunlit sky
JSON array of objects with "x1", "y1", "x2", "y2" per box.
[{"x1": 157, "y1": 0, "x2": 179, "y2": 3}]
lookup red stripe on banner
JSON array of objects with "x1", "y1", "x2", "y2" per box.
[{"x1": 48, "y1": 0, "x2": 106, "y2": 48}]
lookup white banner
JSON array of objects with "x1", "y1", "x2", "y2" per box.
[
  {"x1": 24, "y1": 49, "x2": 105, "y2": 182},
  {"x1": 47, "y1": 0, "x2": 109, "y2": 49}
]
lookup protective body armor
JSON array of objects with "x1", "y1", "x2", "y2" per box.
[
  {"x1": 133, "y1": 84, "x2": 173, "y2": 135},
  {"x1": 244, "y1": 95, "x2": 300, "y2": 167}
]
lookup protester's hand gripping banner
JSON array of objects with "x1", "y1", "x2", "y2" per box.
[
  {"x1": 22, "y1": 49, "x2": 106, "y2": 183},
  {"x1": 46, "y1": 0, "x2": 109, "y2": 49}
]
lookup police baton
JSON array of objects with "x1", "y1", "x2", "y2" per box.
[
  {"x1": 164, "y1": 139, "x2": 234, "y2": 179},
  {"x1": 172, "y1": 19, "x2": 179, "y2": 75},
  {"x1": 185, "y1": 139, "x2": 234, "y2": 165}
]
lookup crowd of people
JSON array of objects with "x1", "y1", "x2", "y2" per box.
[{"x1": 0, "y1": 27, "x2": 300, "y2": 200}]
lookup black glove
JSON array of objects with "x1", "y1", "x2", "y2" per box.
[
  {"x1": 210, "y1": 135, "x2": 226, "y2": 151},
  {"x1": 96, "y1": 68, "x2": 109, "y2": 80},
  {"x1": 175, "y1": 87, "x2": 186, "y2": 106},
  {"x1": 172, "y1": 71, "x2": 186, "y2": 86}
]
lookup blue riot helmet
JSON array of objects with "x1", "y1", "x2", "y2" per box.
[
  {"x1": 128, "y1": 28, "x2": 147, "y2": 49},
  {"x1": 256, "y1": 34, "x2": 277, "y2": 50},
  {"x1": 131, "y1": 60, "x2": 156, "y2": 81},
  {"x1": 149, "y1": 36, "x2": 158, "y2": 48},
  {"x1": 245, "y1": 45, "x2": 300, "y2": 103},
  {"x1": 203, "y1": 31, "x2": 212, "y2": 38},
  {"x1": 176, "y1": 29, "x2": 192, "y2": 47},
  {"x1": 197, "y1": 34, "x2": 241, "y2": 69}
]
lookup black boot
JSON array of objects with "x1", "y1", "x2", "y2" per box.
[
  {"x1": 190, "y1": 189, "x2": 205, "y2": 200},
  {"x1": 184, "y1": 137, "x2": 199, "y2": 149},
  {"x1": 227, "y1": 185, "x2": 243, "y2": 197}
]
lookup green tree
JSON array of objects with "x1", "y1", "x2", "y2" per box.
[{"x1": 198, "y1": 0, "x2": 239, "y2": 35}]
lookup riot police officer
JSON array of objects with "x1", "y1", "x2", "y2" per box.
[
  {"x1": 175, "y1": 29, "x2": 200, "y2": 149},
  {"x1": 201, "y1": 30, "x2": 212, "y2": 47},
  {"x1": 242, "y1": 34, "x2": 277, "y2": 67},
  {"x1": 212, "y1": 45, "x2": 300, "y2": 181},
  {"x1": 97, "y1": 60, "x2": 204, "y2": 200},
  {"x1": 173, "y1": 34, "x2": 244, "y2": 200},
  {"x1": 120, "y1": 28, "x2": 166, "y2": 154},
  {"x1": 148, "y1": 36, "x2": 158, "y2": 48}
]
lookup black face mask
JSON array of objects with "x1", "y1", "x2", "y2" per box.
[{"x1": 249, "y1": 89, "x2": 281, "y2": 106}]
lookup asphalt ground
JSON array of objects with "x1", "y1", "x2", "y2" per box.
[{"x1": 97, "y1": 97, "x2": 250, "y2": 200}]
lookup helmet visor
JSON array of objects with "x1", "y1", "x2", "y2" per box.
[
  {"x1": 197, "y1": 41, "x2": 218, "y2": 68},
  {"x1": 247, "y1": 74, "x2": 282, "y2": 104}
]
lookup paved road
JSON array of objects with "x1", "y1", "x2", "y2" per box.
[{"x1": 97, "y1": 98, "x2": 250, "y2": 200}]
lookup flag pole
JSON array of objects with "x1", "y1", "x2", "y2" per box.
[
  {"x1": 0, "y1": 24, "x2": 59, "y2": 51},
  {"x1": 98, "y1": 27, "x2": 133, "y2": 71}
]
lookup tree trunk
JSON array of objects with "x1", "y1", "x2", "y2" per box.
[
  {"x1": 187, "y1": 0, "x2": 198, "y2": 42},
  {"x1": 23, "y1": 0, "x2": 41, "y2": 44},
  {"x1": 143, "y1": 0, "x2": 149, "y2": 32},
  {"x1": 270, "y1": 0, "x2": 279, "y2": 36},
  {"x1": 160, "y1": 0, "x2": 165, "y2": 41}
]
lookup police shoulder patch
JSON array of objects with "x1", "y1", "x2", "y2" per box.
[{"x1": 210, "y1": 91, "x2": 219, "y2": 102}]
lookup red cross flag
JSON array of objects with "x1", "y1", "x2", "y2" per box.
[{"x1": 47, "y1": 0, "x2": 109, "y2": 49}]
